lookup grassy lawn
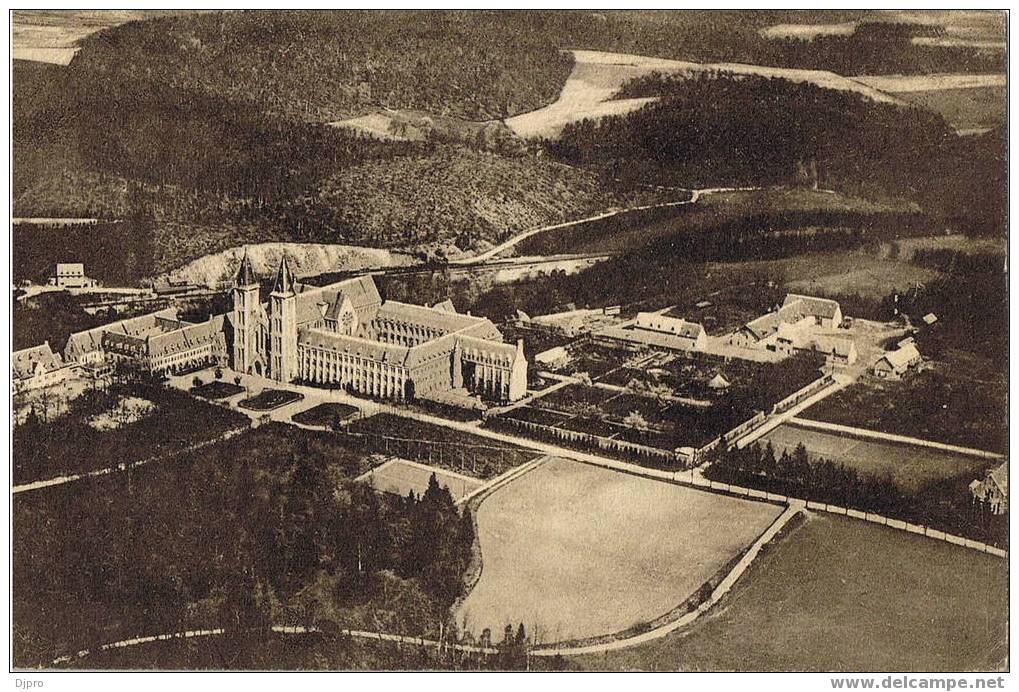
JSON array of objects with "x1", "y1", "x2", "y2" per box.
[
  {"x1": 570, "y1": 513, "x2": 1007, "y2": 671},
  {"x1": 359, "y1": 458, "x2": 483, "y2": 502},
  {"x1": 191, "y1": 380, "x2": 245, "y2": 400},
  {"x1": 457, "y1": 458, "x2": 782, "y2": 644},
  {"x1": 803, "y1": 353, "x2": 1007, "y2": 453},
  {"x1": 898, "y1": 86, "x2": 1006, "y2": 133},
  {"x1": 238, "y1": 388, "x2": 305, "y2": 411},
  {"x1": 762, "y1": 424, "x2": 997, "y2": 493},
  {"x1": 345, "y1": 414, "x2": 538, "y2": 479},
  {"x1": 291, "y1": 402, "x2": 361, "y2": 428}
]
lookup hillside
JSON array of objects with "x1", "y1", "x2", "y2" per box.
[
  {"x1": 71, "y1": 10, "x2": 575, "y2": 122},
  {"x1": 14, "y1": 12, "x2": 1005, "y2": 281},
  {"x1": 14, "y1": 56, "x2": 627, "y2": 279},
  {"x1": 67, "y1": 10, "x2": 1003, "y2": 127},
  {"x1": 548, "y1": 72, "x2": 1004, "y2": 234},
  {"x1": 295, "y1": 147, "x2": 619, "y2": 255}
]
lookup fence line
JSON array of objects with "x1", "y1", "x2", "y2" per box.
[
  {"x1": 666, "y1": 469, "x2": 1006, "y2": 558},
  {"x1": 52, "y1": 624, "x2": 499, "y2": 667}
]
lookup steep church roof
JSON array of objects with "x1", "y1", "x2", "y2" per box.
[
  {"x1": 271, "y1": 255, "x2": 296, "y2": 295},
  {"x1": 235, "y1": 249, "x2": 257, "y2": 287}
]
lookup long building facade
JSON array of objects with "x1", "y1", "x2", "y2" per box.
[{"x1": 229, "y1": 254, "x2": 527, "y2": 403}]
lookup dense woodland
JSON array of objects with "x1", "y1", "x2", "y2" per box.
[
  {"x1": 554, "y1": 73, "x2": 1005, "y2": 235},
  {"x1": 14, "y1": 423, "x2": 476, "y2": 667},
  {"x1": 14, "y1": 12, "x2": 1006, "y2": 281},
  {"x1": 71, "y1": 11, "x2": 1003, "y2": 123}
]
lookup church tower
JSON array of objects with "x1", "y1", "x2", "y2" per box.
[
  {"x1": 268, "y1": 254, "x2": 298, "y2": 382},
  {"x1": 232, "y1": 249, "x2": 259, "y2": 374}
]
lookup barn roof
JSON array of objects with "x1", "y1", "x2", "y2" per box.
[
  {"x1": 13, "y1": 342, "x2": 64, "y2": 380},
  {"x1": 783, "y1": 293, "x2": 841, "y2": 320}
]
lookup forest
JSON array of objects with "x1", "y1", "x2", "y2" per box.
[
  {"x1": 14, "y1": 423, "x2": 476, "y2": 667},
  {"x1": 553, "y1": 73, "x2": 1005, "y2": 235},
  {"x1": 70, "y1": 11, "x2": 1003, "y2": 124}
]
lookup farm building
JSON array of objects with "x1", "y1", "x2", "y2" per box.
[
  {"x1": 12, "y1": 341, "x2": 73, "y2": 393},
  {"x1": 782, "y1": 294, "x2": 843, "y2": 328},
  {"x1": 812, "y1": 336, "x2": 858, "y2": 366},
  {"x1": 873, "y1": 343, "x2": 922, "y2": 379},
  {"x1": 49, "y1": 262, "x2": 97, "y2": 289},
  {"x1": 633, "y1": 313, "x2": 708, "y2": 350},
  {"x1": 970, "y1": 462, "x2": 1008, "y2": 514},
  {"x1": 731, "y1": 294, "x2": 845, "y2": 349}
]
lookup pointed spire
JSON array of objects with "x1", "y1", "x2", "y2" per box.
[
  {"x1": 235, "y1": 248, "x2": 257, "y2": 287},
  {"x1": 272, "y1": 254, "x2": 295, "y2": 295}
]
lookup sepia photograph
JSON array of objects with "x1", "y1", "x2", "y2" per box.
[{"x1": 7, "y1": 7, "x2": 1010, "y2": 679}]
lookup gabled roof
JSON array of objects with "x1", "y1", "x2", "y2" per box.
[
  {"x1": 146, "y1": 315, "x2": 225, "y2": 358},
  {"x1": 813, "y1": 336, "x2": 856, "y2": 358},
  {"x1": 635, "y1": 313, "x2": 705, "y2": 340},
  {"x1": 65, "y1": 308, "x2": 179, "y2": 356},
  {"x1": 299, "y1": 327, "x2": 409, "y2": 365},
  {"x1": 432, "y1": 299, "x2": 456, "y2": 313},
  {"x1": 377, "y1": 300, "x2": 487, "y2": 335},
  {"x1": 707, "y1": 373, "x2": 731, "y2": 389},
  {"x1": 743, "y1": 311, "x2": 783, "y2": 340},
  {"x1": 989, "y1": 463, "x2": 1008, "y2": 497},
  {"x1": 783, "y1": 293, "x2": 841, "y2": 320},
  {"x1": 13, "y1": 342, "x2": 64, "y2": 380},
  {"x1": 878, "y1": 342, "x2": 921, "y2": 370}
]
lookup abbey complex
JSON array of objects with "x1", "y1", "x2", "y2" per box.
[
  {"x1": 18, "y1": 254, "x2": 527, "y2": 406},
  {"x1": 230, "y1": 254, "x2": 527, "y2": 403}
]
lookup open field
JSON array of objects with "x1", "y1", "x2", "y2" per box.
[
  {"x1": 506, "y1": 49, "x2": 902, "y2": 139},
  {"x1": 761, "y1": 424, "x2": 996, "y2": 493},
  {"x1": 456, "y1": 458, "x2": 782, "y2": 644},
  {"x1": 853, "y1": 73, "x2": 1005, "y2": 93},
  {"x1": 897, "y1": 86, "x2": 1005, "y2": 134},
  {"x1": 512, "y1": 188, "x2": 913, "y2": 258},
  {"x1": 571, "y1": 513, "x2": 1007, "y2": 671},
  {"x1": 739, "y1": 250, "x2": 942, "y2": 300},
  {"x1": 889, "y1": 233, "x2": 1006, "y2": 260},
  {"x1": 358, "y1": 458, "x2": 483, "y2": 502},
  {"x1": 803, "y1": 354, "x2": 1007, "y2": 453}
]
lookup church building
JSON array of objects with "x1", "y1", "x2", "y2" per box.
[{"x1": 228, "y1": 253, "x2": 528, "y2": 403}]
